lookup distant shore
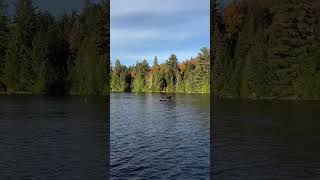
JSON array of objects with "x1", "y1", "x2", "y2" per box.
[
  {"x1": 2, "y1": 91, "x2": 319, "y2": 100},
  {"x1": 0, "y1": 91, "x2": 33, "y2": 95},
  {"x1": 110, "y1": 90, "x2": 209, "y2": 94},
  {"x1": 213, "y1": 95, "x2": 320, "y2": 101}
]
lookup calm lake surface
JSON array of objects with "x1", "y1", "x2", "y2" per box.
[
  {"x1": 111, "y1": 93, "x2": 210, "y2": 179},
  {"x1": 0, "y1": 95, "x2": 108, "y2": 179},
  {"x1": 213, "y1": 99, "x2": 320, "y2": 179}
]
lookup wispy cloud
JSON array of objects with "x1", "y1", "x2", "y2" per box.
[
  {"x1": 111, "y1": 0, "x2": 210, "y2": 66},
  {"x1": 111, "y1": 0, "x2": 209, "y2": 18}
]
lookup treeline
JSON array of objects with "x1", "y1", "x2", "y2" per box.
[
  {"x1": 111, "y1": 47, "x2": 210, "y2": 93},
  {"x1": 0, "y1": 0, "x2": 109, "y2": 95},
  {"x1": 213, "y1": 0, "x2": 320, "y2": 99}
]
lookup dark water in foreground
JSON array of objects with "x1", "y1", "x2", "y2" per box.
[
  {"x1": 213, "y1": 99, "x2": 320, "y2": 179},
  {"x1": 111, "y1": 93, "x2": 210, "y2": 179},
  {"x1": 0, "y1": 95, "x2": 108, "y2": 179}
]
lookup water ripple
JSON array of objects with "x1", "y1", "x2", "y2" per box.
[{"x1": 111, "y1": 93, "x2": 210, "y2": 179}]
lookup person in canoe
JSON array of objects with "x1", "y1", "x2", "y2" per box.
[{"x1": 160, "y1": 95, "x2": 173, "y2": 101}]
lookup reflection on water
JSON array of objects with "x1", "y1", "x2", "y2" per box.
[
  {"x1": 111, "y1": 93, "x2": 210, "y2": 179},
  {"x1": 213, "y1": 99, "x2": 320, "y2": 179},
  {"x1": 0, "y1": 95, "x2": 108, "y2": 179}
]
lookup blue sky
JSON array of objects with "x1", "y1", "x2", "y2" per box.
[
  {"x1": 6, "y1": 0, "x2": 85, "y2": 16},
  {"x1": 7, "y1": 0, "x2": 105, "y2": 16},
  {"x1": 32, "y1": 0, "x2": 84, "y2": 15},
  {"x1": 111, "y1": 0, "x2": 210, "y2": 66}
]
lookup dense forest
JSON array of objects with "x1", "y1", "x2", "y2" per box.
[
  {"x1": 111, "y1": 47, "x2": 210, "y2": 93},
  {"x1": 0, "y1": 0, "x2": 109, "y2": 95},
  {"x1": 6, "y1": 0, "x2": 318, "y2": 98},
  {"x1": 213, "y1": 0, "x2": 320, "y2": 99}
]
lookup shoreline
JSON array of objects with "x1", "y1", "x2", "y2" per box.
[
  {"x1": 2, "y1": 91, "x2": 320, "y2": 101},
  {"x1": 0, "y1": 91, "x2": 33, "y2": 95},
  {"x1": 213, "y1": 96, "x2": 320, "y2": 101},
  {"x1": 111, "y1": 92, "x2": 320, "y2": 101},
  {"x1": 110, "y1": 90, "x2": 210, "y2": 94}
]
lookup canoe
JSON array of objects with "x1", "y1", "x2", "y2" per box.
[{"x1": 160, "y1": 98, "x2": 173, "y2": 101}]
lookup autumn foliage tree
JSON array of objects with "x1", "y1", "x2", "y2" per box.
[
  {"x1": 111, "y1": 47, "x2": 210, "y2": 93},
  {"x1": 213, "y1": 0, "x2": 320, "y2": 99}
]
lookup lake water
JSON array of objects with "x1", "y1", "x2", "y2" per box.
[
  {"x1": 213, "y1": 99, "x2": 320, "y2": 179},
  {"x1": 2, "y1": 94, "x2": 317, "y2": 179},
  {"x1": 0, "y1": 95, "x2": 108, "y2": 179},
  {"x1": 111, "y1": 93, "x2": 210, "y2": 179}
]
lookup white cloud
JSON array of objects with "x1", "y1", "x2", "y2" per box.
[
  {"x1": 111, "y1": 0, "x2": 209, "y2": 18},
  {"x1": 111, "y1": 17, "x2": 209, "y2": 48},
  {"x1": 110, "y1": 0, "x2": 210, "y2": 65},
  {"x1": 111, "y1": 28, "x2": 193, "y2": 47}
]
